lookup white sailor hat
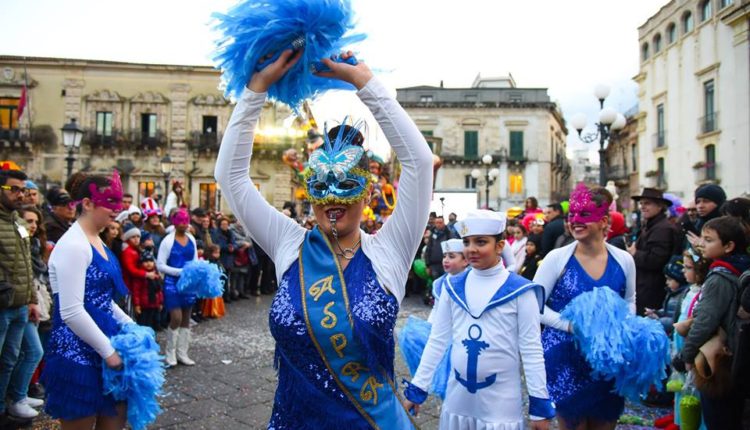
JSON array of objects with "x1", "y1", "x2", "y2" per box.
[
  {"x1": 455, "y1": 210, "x2": 507, "y2": 237},
  {"x1": 441, "y1": 239, "x2": 464, "y2": 254}
]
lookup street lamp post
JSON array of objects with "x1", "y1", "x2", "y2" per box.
[
  {"x1": 61, "y1": 119, "x2": 84, "y2": 180},
  {"x1": 160, "y1": 154, "x2": 173, "y2": 203},
  {"x1": 570, "y1": 85, "x2": 626, "y2": 186},
  {"x1": 471, "y1": 154, "x2": 500, "y2": 209}
]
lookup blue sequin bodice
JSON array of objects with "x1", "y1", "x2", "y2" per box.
[
  {"x1": 165, "y1": 238, "x2": 195, "y2": 282},
  {"x1": 542, "y1": 252, "x2": 627, "y2": 421},
  {"x1": 48, "y1": 246, "x2": 123, "y2": 366},
  {"x1": 268, "y1": 249, "x2": 399, "y2": 430}
]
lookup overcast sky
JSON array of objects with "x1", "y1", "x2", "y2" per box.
[{"x1": 4, "y1": 0, "x2": 666, "y2": 158}]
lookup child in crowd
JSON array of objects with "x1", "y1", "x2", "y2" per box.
[
  {"x1": 520, "y1": 234, "x2": 543, "y2": 281},
  {"x1": 202, "y1": 244, "x2": 226, "y2": 319},
  {"x1": 132, "y1": 250, "x2": 163, "y2": 332},
  {"x1": 645, "y1": 255, "x2": 689, "y2": 335}
]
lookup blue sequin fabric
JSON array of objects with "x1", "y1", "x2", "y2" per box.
[
  {"x1": 43, "y1": 246, "x2": 124, "y2": 420},
  {"x1": 268, "y1": 249, "x2": 399, "y2": 430},
  {"x1": 542, "y1": 252, "x2": 626, "y2": 424},
  {"x1": 163, "y1": 238, "x2": 196, "y2": 311}
]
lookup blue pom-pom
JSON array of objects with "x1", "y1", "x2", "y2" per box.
[
  {"x1": 103, "y1": 324, "x2": 165, "y2": 430},
  {"x1": 177, "y1": 260, "x2": 225, "y2": 298},
  {"x1": 561, "y1": 287, "x2": 671, "y2": 401},
  {"x1": 398, "y1": 316, "x2": 451, "y2": 399},
  {"x1": 212, "y1": 0, "x2": 366, "y2": 110}
]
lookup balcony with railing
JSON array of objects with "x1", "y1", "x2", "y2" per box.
[
  {"x1": 693, "y1": 161, "x2": 720, "y2": 184},
  {"x1": 651, "y1": 131, "x2": 667, "y2": 151},
  {"x1": 82, "y1": 128, "x2": 127, "y2": 150},
  {"x1": 189, "y1": 131, "x2": 222, "y2": 152},
  {"x1": 607, "y1": 164, "x2": 629, "y2": 182},
  {"x1": 645, "y1": 170, "x2": 668, "y2": 190},
  {"x1": 128, "y1": 129, "x2": 168, "y2": 151},
  {"x1": 699, "y1": 112, "x2": 719, "y2": 134}
]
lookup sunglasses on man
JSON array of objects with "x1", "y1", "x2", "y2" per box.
[{"x1": 0, "y1": 185, "x2": 27, "y2": 195}]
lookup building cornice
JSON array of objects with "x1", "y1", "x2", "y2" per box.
[
  {"x1": 695, "y1": 62, "x2": 721, "y2": 76},
  {"x1": 0, "y1": 55, "x2": 218, "y2": 75}
]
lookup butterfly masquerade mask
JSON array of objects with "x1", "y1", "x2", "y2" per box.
[
  {"x1": 304, "y1": 119, "x2": 373, "y2": 205},
  {"x1": 89, "y1": 170, "x2": 124, "y2": 212}
]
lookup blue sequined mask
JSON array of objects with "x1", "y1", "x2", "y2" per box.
[{"x1": 305, "y1": 119, "x2": 371, "y2": 205}]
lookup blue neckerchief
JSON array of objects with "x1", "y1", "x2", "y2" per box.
[
  {"x1": 299, "y1": 227, "x2": 416, "y2": 429},
  {"x1": 433, "y1": 267, "x2": 470, "y2": 299},
  {"x1": 444, "y1": 268, "x2": 545, "y2": 319}
]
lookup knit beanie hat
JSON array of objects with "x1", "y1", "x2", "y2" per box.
[
  {"x1": 695, "y1": 184, "x2": 726, "y2": 207},
  {"x1": 122, "y1": 224, "x2": 141, "y2": 241},
  {"x1": 663, "y1": 255, "x2": 688, "y2": 285}
]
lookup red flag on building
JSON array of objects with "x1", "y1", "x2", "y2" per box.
[{"x1": 17, "y1": 85, "x2": 27, "y2": 120}]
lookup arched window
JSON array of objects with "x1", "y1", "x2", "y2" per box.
[
  {"x1": 720, "y1": 0, "x2": 733, "y2": 8},
  {"x1": 667, "y1": 23, "x2": 677, "y2": 43},
  {"x1": 700, "y1": 0, "x2": 713, "y2": 21},
  {"x1": 641, "y1": 42, "x2": 650, "y2": 61},
  {"x1": 653, "y1": 33, "x2": 663, "y2": 53},
  {"x1": 683, "y1": 11, "x2": 694, "y2": 33}
]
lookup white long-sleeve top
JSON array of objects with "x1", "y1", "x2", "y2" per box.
[
  {"x1": 215, "y1": 77, "x2": 433, "y2": 303},
  {"x1": 501, "y1": 244, "x2": 517, "y2": 273},
  {"x1": 413, "y1": 262, "x2": 550, "y2": 426},
  {"x1": 48, "y1": 222, "x2": 132, "y2": 359},
  {"x1": 533, "y1": 241, "x2": 637, "y2": 332},
  {"x1": 157, "y1": 232, "x2": 199, "y2": 277}
]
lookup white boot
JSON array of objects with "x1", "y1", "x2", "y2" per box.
[
  {"x1": 165, "y1": 327, "x2": 178, "y2": 367},
  {"x1": 176, "y1": 327, "x2": 196, "y2": 366}
]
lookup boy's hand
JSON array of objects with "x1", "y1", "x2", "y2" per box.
[{"x1": 135, "y1": 306, "x2": 142, "y2": 315}]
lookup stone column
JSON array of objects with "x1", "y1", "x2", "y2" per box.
[{"x1": 169, "y1": 83, "x2": 191, "y2": 184}]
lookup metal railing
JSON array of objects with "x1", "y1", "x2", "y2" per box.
[
  {"x1": 699, "y1": 112, "x2": 719, "y2": 134},
  {"x1": 651, "y1": 131, "x2": 667, "y2": 150}
]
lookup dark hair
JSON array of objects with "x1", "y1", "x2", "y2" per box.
[
  {"x1": 493, "y1": 232, "x2": 506, "y2": 242},
  {"x1": 435, "y1": 215, "x2": 444, "y2": 220},
  {"x1": 429, "y1": 211, "x2": 437, "y2": 218},
  {"x1": 205, "y1": 244, "x2": 220, "y2": 254},
  {"x1": 0, "y1": 170, "x2": 28, "y2": 186},
  {"x1": 683, "y1": 249, "x2": 711, "y2": 285},
  {"x1": 19, "y1": 205, "x2": 49, "y2": 261},
  {"x1": 123, "y1": 193, "x2": 133, "y2": 199},
  {"x1": 65, "y1": 172, "x2": 112, "y2": 202},
  {"x1": 547, "y1": 203, "x2": 563, "y2": 213},
  {"x1": 721, "y1": 197, "x2": 750, "y2": 221},
  {"x1": 327, "y1": 125, "x2": 369, "y2": 170},
  {"x1": 590, "y1": 187, "x2": 614, "y2": 208},
  {"x1": 526, "y1": 197, "x2": 539, "y2": 209},
  {"x1": 703, "y1": 216, "x2": 748, "y2": 254}
]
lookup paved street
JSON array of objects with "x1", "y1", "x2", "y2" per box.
[{"x1": 31, "y1": 294, "x2": 671, "y2": 430}]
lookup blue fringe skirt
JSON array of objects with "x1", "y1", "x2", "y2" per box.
[
  {"x1": 42, "y1": 355, "x2": 120, "y2": 420},
  {"x1": 163, "y1": 276, "x2": 196, "y2": 311}
]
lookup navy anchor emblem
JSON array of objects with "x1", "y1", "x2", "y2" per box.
[{"x1": 455, "y1": 324, "x2": 496, "y2": 393}]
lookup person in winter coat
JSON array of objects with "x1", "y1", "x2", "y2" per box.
[
  {"x1": 606, "y1": 211, "x2": 629, "y2": 250},
  {"x1": 541, "y1": 203, "x2": 565, "y2": 257},
  {"x1": 645, "y1": 255, "x2": 689, "y2": 335},
  {"x1": 211, "y1": 218, "x2": 238, "y2": 302},
  {"x1": 131, "y1": 249, "x2": 163, "y2": 331},
  {"x1": 628, "y1": 188, "x2": 684, "y2": 315},
  {"x1": 424, "y1": 216, "x2": 457, "y2": 279},
  {"x1": 685, "y1": 184, "x2": 726, "y2": 250},
  {"x1": 675, "y1": 216, "x2": 750, "y2": 429}
]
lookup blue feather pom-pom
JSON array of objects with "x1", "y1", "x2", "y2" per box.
[
  {"x1": 212, "y1": 0, "x2": 366, "y2": 110},
  {"x1": 177, "y1": 260, "x2": 225, "y2": 298},
  {"x1": 398, "y1": 316, "x2": 451, "y2": 399},
  {"x1": 103, "y1": 324, "x2": 165, "y2": 430},
  {"x1": 561, "y1": 287, "x2": 670, "y2": 401}
]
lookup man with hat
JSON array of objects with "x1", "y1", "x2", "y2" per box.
[
  {"x1": 627, "y1": 188, "x2": 684, "y2": 315},
  {"x1": 43, "y1": 187, "x2": 75, "y2": 244}
]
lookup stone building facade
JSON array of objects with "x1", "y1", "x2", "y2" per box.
[
  {"x1": 396, "y1": 76, "x2": 570, "y2": 210},
  {"x1": 636, "y1": 0, "x2": 749, "y2": 198},
  {"x1": 0, "y1": 55, "x2": 304, "y2": 210}
]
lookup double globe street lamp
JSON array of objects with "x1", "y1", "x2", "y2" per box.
[
  {"x1": 570, "y1": 84, "x2": 627, "y2": 186},
  {"x1": 471, "y1": 154, "x2": 500, "y2": 209}
]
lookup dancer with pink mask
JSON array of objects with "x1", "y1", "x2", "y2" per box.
[
  {"x1": 533, "y1": 184, "x2": 636, "y2": 430},
  {"x1": 42, "y1": 171, "x2": 133, "y2": 429},
  {"x1": 157, "y1": 208, "x2": 199, "y2": 367}
]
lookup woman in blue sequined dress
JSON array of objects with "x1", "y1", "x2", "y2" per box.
[
  {"x1": 43, "y1": 171, "x2": 133, "y2": 429},
  {"x1": 156, "y1": 208, "x2": 199, "y2": 367},
  {"x1": 215, "y1": 52, "x2": 433, "y2": 429},
  {"x1": 533, "y1": 186, "x2": 636, "y2": 430}
]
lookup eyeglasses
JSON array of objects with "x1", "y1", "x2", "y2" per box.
[{"x1": 0, "y1": 185, "x2": 27, "y2": 195}]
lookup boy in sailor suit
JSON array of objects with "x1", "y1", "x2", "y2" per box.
[
  {"x1": 428, "y1": 238, "x2": 469, "y2": 323},
  {"x1": 403, "y1": 210, "x2": 554, "y2": 430}
]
